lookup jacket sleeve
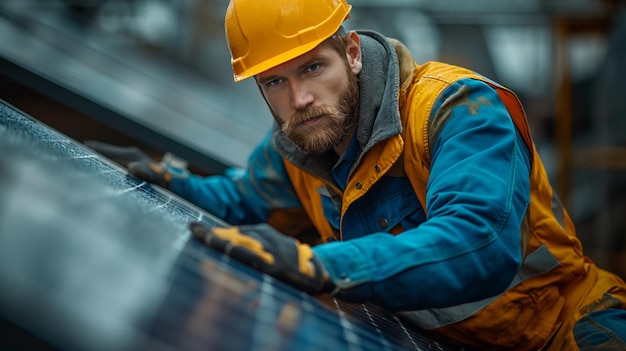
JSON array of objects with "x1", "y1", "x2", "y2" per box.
[
  {"x1": 169, "y1": 128, "x2": 302, "y2": 226},
  {"x1": 313, "y1": 79, "x2": 531, "y2": 310}
]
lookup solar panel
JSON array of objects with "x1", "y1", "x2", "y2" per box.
[{"x1": 0, "y1": 100, "x2": 464, "y2": 351}]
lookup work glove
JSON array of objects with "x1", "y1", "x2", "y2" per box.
[
  {"x1": 85, "y1": 141, "x2": 188, "y2": 189},
  {"x1": 189, "y1": 222, "x2": 333, "y2": 295}
]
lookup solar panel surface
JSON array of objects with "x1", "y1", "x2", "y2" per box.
[{"x1": 0, "y1": 100, "x2": 464, "y2": 351}]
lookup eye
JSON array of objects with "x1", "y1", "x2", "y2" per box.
[
  {"x1": 306, "y1": 63, "x2": 321, "y2": 73},
  {"x1": 266, "y1": 78, "x2": 283, "y2": 87}
]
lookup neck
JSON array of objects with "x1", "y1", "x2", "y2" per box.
[{"x1": 333, "y1": 124, "x2": 357, "y2": 157}]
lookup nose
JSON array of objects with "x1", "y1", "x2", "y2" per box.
[{"x1": 290, "y1": 80, "x2": 314, "y2": 111}]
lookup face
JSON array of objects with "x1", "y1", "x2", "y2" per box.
[{"x1": 257, "y1": 32, "x2": 363, "y2": 154}]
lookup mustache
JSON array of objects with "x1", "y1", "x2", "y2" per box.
[{"x1": 281, "y1": 105, "x2": 337, "y2": 133}]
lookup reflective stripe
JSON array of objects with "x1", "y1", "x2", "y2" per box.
[{"x1": 399, "y1": 244, "x2": 560, "y2": 329}]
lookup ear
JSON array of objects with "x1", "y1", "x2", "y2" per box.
[{"x1": 345, "y1": 31, "x2": 362, "y2": 75}]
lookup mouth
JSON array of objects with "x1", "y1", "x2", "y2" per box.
[{"x1": 301, "y1": 115, "x2": 322, "y2": 126}]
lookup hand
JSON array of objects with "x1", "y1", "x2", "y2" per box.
[
  {"x1": 127, "y1": 160, "x2": 172, "y2": 188},
  {"x1": 85, "y1": 141, "x2": 187, "y2": 189},
  {"x1": 190, "y1": 222, "x2": 333, "y2": 295}
]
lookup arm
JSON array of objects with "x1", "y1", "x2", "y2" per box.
[
  {"x1": 170, "y1": 128, "x2": 302, "y2": 225},
  {"x1": 313, "y1": 79, "x2": 531, "y2": 310}
]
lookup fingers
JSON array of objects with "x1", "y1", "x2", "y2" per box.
[
  {"x1": 127, "y1": 161, "x2": 170, "y2": 188},
  {"x1": 189, "y1": 222, "x2": 275, "y2": 266},
  {"x1": 211, "y1": 227, "x2": 275, "y2": 265},
  {"x1": 190, "y1": 221, "x2": 210, "y2": 241},
  {"x1": 188, "y1": 222, "x2": 330, "y2": 294}
]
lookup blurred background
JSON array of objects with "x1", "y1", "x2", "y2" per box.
[{"x1": 0, "y1": 0, "x2": 624, "y2": 279}]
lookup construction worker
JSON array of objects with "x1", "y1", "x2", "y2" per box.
[{"x1": 88, "y1": 0, "x2": 626, "y2": 349}]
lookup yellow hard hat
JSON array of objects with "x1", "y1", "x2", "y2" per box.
[{"x1": 225, "y1": 0, "x2": 352, "y2": 82}]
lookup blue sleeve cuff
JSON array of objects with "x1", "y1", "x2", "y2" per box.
[{"x1": 313, "y1": 238, "x2": 381, "y2": 288}]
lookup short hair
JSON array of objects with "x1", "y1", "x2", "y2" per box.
[{"x1": 325, "y1": 26, "x2": 350, "y2": 60}]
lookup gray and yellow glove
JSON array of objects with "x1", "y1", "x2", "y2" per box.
[
  {"x1": 189, "y1": 222, "x2": 333, "y2": 295},
  {"x1": 85, "y1": 141, "x2": 188, "y2": 189}
]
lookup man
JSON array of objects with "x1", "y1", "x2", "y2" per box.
[{"x1": 90, "y1": 0, "x2": 626, "y2": 349}]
